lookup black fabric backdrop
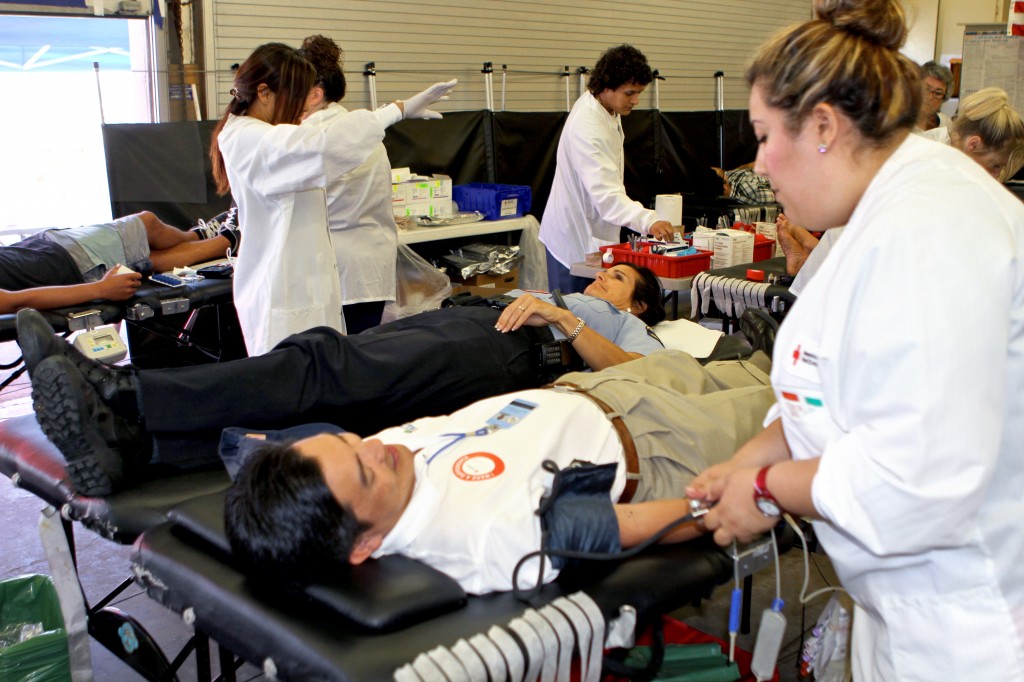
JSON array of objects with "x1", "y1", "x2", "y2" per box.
[{"x1": 103, "y1": 109, "x2": 758, "y2": 229}]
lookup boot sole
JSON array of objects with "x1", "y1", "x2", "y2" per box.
[{"x1": 32, "y1": 358, "x2": 120, "y2": 496}]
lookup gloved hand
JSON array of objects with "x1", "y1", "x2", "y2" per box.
[{"x1": 403, "y1": 79, "x2": 458, "y2": 120}]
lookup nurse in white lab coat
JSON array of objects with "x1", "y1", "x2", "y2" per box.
[
  {"x1": 299, "y1": 35, "x2": 397, "y2": 334},
  {"x1": 687, "y1": 1, "x2": 1024, "y2": 679},
  {"x1": 210, "y1": 42, "x2": 456, "y2": 355},
  {"x1": 539, "y1": 44, "x2": 674, "y2": 294}
]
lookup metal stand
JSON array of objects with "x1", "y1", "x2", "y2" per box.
[
  {"x1": 364, "y1": 62, "x2": 378, "y2": 110},
  {"x1": 562, "y1": 66, "x2": 571, "y2": 111},
  {"x1": 715, "y1": 71, "x2": 725, "y2": 168},
  {"x1": 482, "y1": 61, "x2": 494, "y2": 111}
]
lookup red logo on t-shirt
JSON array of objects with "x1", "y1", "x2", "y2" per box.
[{"x1": 453, "y1": 452, "x2": 505, "y2": 481}]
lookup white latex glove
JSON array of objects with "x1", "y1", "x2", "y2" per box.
[{"x1": 403, "y1": 79, "x2": 458, "y2": 120}]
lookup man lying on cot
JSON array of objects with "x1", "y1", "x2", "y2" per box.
[
  {"x1": 224, "y1": 350, "x2": 775, "y2": 594},
  {"x1": 15, "y1": 265, "x2": 666, "y2": 495},
  {"x1": 0, "y1": 210, "x2": 239, "y2": 314}
]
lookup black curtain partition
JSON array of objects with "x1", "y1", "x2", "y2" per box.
[{"x1": 103, "y1": 109, "x2": 758, "y2": 227}]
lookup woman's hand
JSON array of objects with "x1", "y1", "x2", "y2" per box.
[
  {"x1": 495, "y1": 293, "x2": 571, "y2": 333},
  {"x1": 696, "y1": 465, "x2": 781, "y2": 546},
  {"x1": 95, "y1": 267, "x2": 142, "y2": 301}
]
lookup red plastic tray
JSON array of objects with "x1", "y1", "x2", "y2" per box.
[{"x1": 599, "y1": 243, "x2": 712, "y2": 278}]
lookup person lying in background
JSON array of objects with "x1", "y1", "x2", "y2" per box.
[
  {"x1": 16, "y1": 263, "x2": 666, "y2": 494},
  {"x1": 712, "y1": 162, "x2": 776, "y2": 204},
  {"x1": 0, "y1": 210, "x2": 238, "y2": 314}
]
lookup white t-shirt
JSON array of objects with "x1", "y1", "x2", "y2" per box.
[{"x1": 372, "y1": 388, "x2": 625, "y2": 594}]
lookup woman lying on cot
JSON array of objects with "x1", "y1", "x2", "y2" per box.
[
  {"x1": 209, "y1": 42, "x2": 457, "y2": 355},
  {"x1": 0, "y1": 210, "x2": 238, "y2": 314}
]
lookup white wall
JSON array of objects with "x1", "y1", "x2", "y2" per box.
[
  {"x1": 202, "y1": 0, "x2": 811, "y2": 118},
  {"x1": 937, "y1": 0, "x2": 1007, "y2": 63}
]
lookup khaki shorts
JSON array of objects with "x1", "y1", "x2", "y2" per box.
[{"x1": 43, "y1": 214, "x2": 152, "y2": 281}]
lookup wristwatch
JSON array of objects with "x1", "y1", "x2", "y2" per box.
[{"x1": 753, "y1": 465, "x2": 782, "y2": 517}]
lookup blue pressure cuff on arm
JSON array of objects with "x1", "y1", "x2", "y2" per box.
[{"x1": 539, "y1": 461, "x2": 621, "y2": 569}]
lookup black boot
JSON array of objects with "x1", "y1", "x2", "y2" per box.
[
  {"x1": 17, "y1": 308, "x2": 141, "y2": 422},
  {"x1": 31, "y1": 355, "x2": 151, "y2": 496}
]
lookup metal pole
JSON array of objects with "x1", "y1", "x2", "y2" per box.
[
  {"x1": 93, "y1": 61, "x2": 106, "y2": 124},
  {"x1": 481, "y1": 62, "x2": 494, "y2": 111},
  {"x1": 577, "y1": 66, "x2": 589, "y2": 100},
  {"x1": 715, "y1": 71, "x2": 725, "y2": 169},
  {"x1": 653, "y1": 69, "x2": 665, "y2": 110},
  {"x1": 364, "y1": 62, "x2": 377, "y2": 110},
  {"x1": 563, "y1": 66, "x2": 571, "y2": 111},
  {"x1": 501, "y1": 64, "x2": 507, "y2": 112}
]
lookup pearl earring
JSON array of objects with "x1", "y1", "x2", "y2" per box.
[
  {"x1": 818, "y1": 143, "x2": 828, "y2": 154},
  {"x1": 626, "y1": 307, "x2": 633, "y2": 314}
]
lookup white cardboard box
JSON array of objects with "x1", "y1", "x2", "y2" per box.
[
  {"x1": 691, "y1": 230, "x2": 716, "y2": 253},
  {"x1": 391, "y1": 167, "x2": 411, "y2": 184},
  {"x1": 712, "y1": 229, "x2": 755, "y2": 268}
]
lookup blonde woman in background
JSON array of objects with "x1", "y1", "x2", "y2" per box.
[{"x1": 921, "y1": 86, "x2": 1024, "y2": 180}]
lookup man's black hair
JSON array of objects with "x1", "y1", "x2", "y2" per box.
[
  {"x1": 587, "y1": 44, "x2": 653, "y2": 95},
  {"x1": 621, "y1": 262, "x2": 666, "y2": 326},
  {"x1": 224, "y1": 440, "x2": 367, "y2": 585}
]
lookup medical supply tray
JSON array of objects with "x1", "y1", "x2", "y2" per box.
[
  {"x1": 452, "y1": 183, "x2": 532, "y2": 221},
  {"x1": 599, "y1": 243, "x2": 712, "y2": 278}
]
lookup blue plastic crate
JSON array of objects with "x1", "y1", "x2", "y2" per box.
[{"x1": 452, "y1": 183, "x2": 532, "y2": 221}]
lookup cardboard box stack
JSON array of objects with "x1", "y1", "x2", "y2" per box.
[{"x1": 391, "y1": 168, "x2": 453, "y2": 218}]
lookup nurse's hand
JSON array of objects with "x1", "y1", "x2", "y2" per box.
[
  {"x1": 697, "y1": 465, "x2": 781, "y2": 546},
  {"x1": 403, "y1": 79, "x2": 458, "y2": 120},
  {"x1": 494, "y1": 293, "x2": 568, "y2": 333},
  {"x1": 647, "y1": 220, "x2": 675, "y2": 241}
]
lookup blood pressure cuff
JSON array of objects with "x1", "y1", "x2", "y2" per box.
[
  {"x1": 218, "y1": 423, "x2": 344, "y2": 480},
  {"x1": 539, "y1": 460, "x2": 621, "y2": 569}
]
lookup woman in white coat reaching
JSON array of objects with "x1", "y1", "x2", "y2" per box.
[
  {"x1": 298, "y1": 35, "x2": 398, "y2": 334},
  {"x1": 686, "y1": 0, "x2": 1024, "y2": 679},
  {"x1": 210, "y1": 42, "x2": 455, "y2": 354}
]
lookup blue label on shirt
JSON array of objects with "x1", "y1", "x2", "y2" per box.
[{"x1": 486, "y1": 399, "x2": 537, "y2": 430}]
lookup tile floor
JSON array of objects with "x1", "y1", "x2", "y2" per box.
[{"x1": 0, "y1": 320, "x2": 844, "y2": 681}]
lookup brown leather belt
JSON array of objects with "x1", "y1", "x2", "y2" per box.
[{"x1": 546, "y1": 381, "x2": 640, "y2": 503}]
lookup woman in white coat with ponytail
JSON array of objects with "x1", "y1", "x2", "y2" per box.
[{"x1": 210, "y1": 42, "x2": 455, "y2": 355}]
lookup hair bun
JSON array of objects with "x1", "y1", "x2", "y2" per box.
[
  {"x1": 815, "y1": 0, "x2": 907, "y2": 49},
  {"x1": 301, "y1": 35, "x2": 342, "y2": 71}
]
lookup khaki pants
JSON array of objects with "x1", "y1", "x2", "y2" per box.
[{"x1": 557, "y1": 349, "x2": 776, "y2": 501}]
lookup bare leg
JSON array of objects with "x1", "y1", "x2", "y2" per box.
[
  {"x1": 149, "y1": 236, "x2": 232, "y2": 271},
  {"x1": 137, "y1": 211, "x2": 199, "y2": 251}
]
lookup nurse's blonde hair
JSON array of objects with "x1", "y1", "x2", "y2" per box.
[
  {"x1": 951, "y1": 87, "x2": 1024, "y2": 155},
  {"x1": 746, "y1": 0, "x2": 920, "y2": 146}
]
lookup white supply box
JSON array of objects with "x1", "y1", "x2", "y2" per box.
[
  {"x1": 712, "y1": 229, "x2": 754, "y2": 268},
  {"x1": 691, "y1": 228, "x2": 716, "y2": 254},
  {"x1": 393, "y1": 174, "x2": 454, "y2": 217},
  {"x1": 754, "y1": 222, "x2": 783, "y2": 257}
]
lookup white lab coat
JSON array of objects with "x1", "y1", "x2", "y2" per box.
[
  {"x1": 218, "y1": 105, "x2": 402, "y2": 355},
  {"x1": 540, "y1": 93, "x2": 658, "y2": 268},
  {"x1": 766, "y1": 134, "x2": 1024, "y2": 680},
  {"x1": 314, "y1": 103, "x2": 397, "y2": 306}
]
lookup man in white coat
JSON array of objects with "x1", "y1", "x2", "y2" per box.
[{"x1": 540, "y1": 44, "x2": 675, "y2": 294}]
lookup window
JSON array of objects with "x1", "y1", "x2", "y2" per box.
[{"x1": 0, "y1": 14, "x2": 154, "y2": 233}]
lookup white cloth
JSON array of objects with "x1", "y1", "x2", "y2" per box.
[
  {"x1": 218, "y1": 104, "x2": 402, "y2": 355},
  {"x1": 314, "y1": 102, "x2": 398, "y2": 306},
  {"x1": 765, "y1": 134, "x2": 1024, "y2": 680},
  {"x1": 540, "y1": 93, "x2": 658, "y2": 268},
  {"x1": 372, "y1": 389, "x2": 625, "y2": 595},
  {"x1": 916, "y1": 125, "x2": 951, "y2": 146}
]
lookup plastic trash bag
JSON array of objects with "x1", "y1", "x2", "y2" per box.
[{"x1": 381, "y1": 243, "x2": 453, "y2": 324}]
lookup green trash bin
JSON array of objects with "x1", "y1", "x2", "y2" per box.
[{"x1": 0, "y1": 574, "x2": 71, "y2": 682}]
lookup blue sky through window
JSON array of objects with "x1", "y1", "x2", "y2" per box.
[{"x1": 0, "y1": 15, "x2": 131, "y2": 72}]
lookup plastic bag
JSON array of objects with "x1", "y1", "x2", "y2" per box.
[{"x1": 381, "y1": 243, "x2": 453, "y2": 324}]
